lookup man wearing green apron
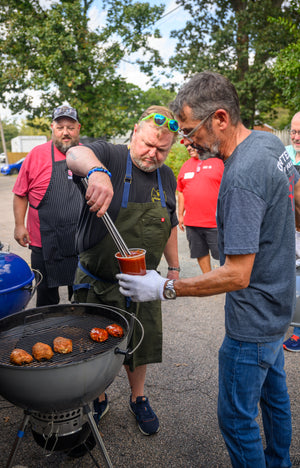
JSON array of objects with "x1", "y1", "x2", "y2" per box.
[{"x1": 66, "y1": 106, "x2": 180, "y2": 437}]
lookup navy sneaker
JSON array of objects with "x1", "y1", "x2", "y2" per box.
[
  {"x1": 129, "y1": 396, "x2": 159, "y2": 436},
  {"x1": 93, "y1": 394, "x2": 109, "y2": 423},
  {"x1": 66, "y1": 395, "x2": 109, "y2": 458},
  {"x1": 283, "y1": 335, "x2": 300, "y2": 352}
]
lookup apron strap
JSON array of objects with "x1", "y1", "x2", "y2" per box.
[
  {"x1": 78, "y1": 260, "x2": 117, "y2": 283},
  {"x1": 76, "y1": 261, "x2": 132, "y2": 307},
  {"x1": 51, "y1": 141, "x2": 55, "y2": 163},
  {"x1": 121, "y1": 150, "x2": 166, "y2": 208},
  {"x1": 156, "y1": 168, "x2": 166, "y2": 208},
  {"x1": 121, "y1": 150, "x2": 132, "y2": 208}
]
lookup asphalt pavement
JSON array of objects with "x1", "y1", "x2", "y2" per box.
[{"x1": 0, "y1": 174, "x2": 299, "y2": 468}]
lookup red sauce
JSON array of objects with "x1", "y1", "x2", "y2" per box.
[{"x1": 115, "y1": 249, "x2": 146, "y2": 275}]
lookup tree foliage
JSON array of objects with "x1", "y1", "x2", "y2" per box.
[
  {"x1": 271, "y1": 1, "x2": 300, "y2": 111},
  {"x1": 0, "y1": 0, "x2": 165, "y2": 138},
  {"x1": 169, "y1": 0, "x2": 296, "y2": 127}
]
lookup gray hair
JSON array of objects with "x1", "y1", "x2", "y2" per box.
[{"x1": 170, "y1": 71, "x2": 240, "y2": 126}]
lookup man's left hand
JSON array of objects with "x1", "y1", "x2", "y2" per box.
[{"x1": 117, "y1": 270, "x2": 167, "y2": 302}]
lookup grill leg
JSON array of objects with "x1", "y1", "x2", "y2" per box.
[
  {"x1": 84, "y1": 404, "x2": 114, "y2": 468},
  {"x1": 6, "y1": 411, "x2": 31, "y2": 468}
]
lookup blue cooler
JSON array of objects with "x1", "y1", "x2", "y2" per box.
[{"x1": 0, "y1": 252, "x2": 35, "y2": 318}]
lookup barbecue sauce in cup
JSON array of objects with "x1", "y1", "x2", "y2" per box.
[{"x1": 115, "y1": 249, "x2": 146, "y2": 275}]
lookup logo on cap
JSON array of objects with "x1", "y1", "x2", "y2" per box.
[{"x1": 52, "y1": 106, "x2": 79, "y2": 122}]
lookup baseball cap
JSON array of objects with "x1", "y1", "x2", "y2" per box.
[{"x1": 52, "y1": 105, "x2": 79, "y2": 122}]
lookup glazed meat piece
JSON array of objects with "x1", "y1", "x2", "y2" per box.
[
  {"x1": 53, "y1": 336, "x2": 73, "y2": 354},
  {"x1": 32, "y1": 342, "x2": 54, "y2": 361},
  {"x1": 106, "y1": 323, "x2": 124, "y2": 338},
  {"x1": 10, "y1": 348, "x2": 33, "y2": 365},
  {"x1": 90, "y1": 327, "x2": 109, "y2": 342}
]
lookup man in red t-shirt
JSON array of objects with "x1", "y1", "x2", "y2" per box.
[
  {"x1": 177, "y1": 144, "x2": 224, "y2": 273},
  {"x1": 13, "y1": 105, "x2": 82, "y2": 306}
]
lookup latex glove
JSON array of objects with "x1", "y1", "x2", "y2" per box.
[
  {"x1": 116, "y1": 270, "x2": 167, "y2": 302},
  {"x1": 296, "y1": 231, "x2": 300, "y2": 259}
]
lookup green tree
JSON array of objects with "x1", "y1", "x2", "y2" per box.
[
  {"x1": 142, "y1": 86, "x2": 176, "y2": 109},
  {"x1": 169, "y1": 0, "x2": 295, "y2": 128},
  {"x1": 165, "y1": 141, "x2": 189, "y2": 179},
  {"x1": 0, "y1": 0, "x2": 165, "y2": 138},
  {"x1": 271, "y1": 1, "x2": 300, "y2": 111},
  {"x1": 19, "y1": 117, "x2": 51, "y2": 139}
]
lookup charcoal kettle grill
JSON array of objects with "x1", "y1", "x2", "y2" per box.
[
  {"x1": 0, "y1": 303, "x2": 143, "y2": 468},
  {"x1": 0, "y1": 246, "x2": 41, "y2": 318}
]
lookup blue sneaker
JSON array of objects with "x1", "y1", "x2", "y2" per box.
[
  {"x1": 66, "y1": 395, "x2": 109, "y2": 458},
  {"x1": 129, "y1": 396, "x2": 159, "y2": 435},
  {"x1": 93, "y1": 394, "x2": 109, "y2": 423},
  {"x1": 283, "y1": 335, "x2": 300, "y2": 352}
]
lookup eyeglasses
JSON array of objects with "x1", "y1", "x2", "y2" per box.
[
  {"x1": 52, "y1": 106, "x2": 78, "y2": 121},
  {"x1": 178, "y1": 111, "x2": 215, "y2": 143},
  {"x1": 141, "y1": 113, "x2": 179, "y2": 132},
  {"x1": 290, "y1": 130, "x2": 300, "y2": 137}
]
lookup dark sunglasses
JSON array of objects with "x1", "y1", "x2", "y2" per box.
[{"x1": 141, "y1": 113, "x2": 179, "y2": 132}]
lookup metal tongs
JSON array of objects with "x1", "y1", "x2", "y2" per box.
[{"x1": 82, "y1": 178, "x2": 131, "y2": 257}]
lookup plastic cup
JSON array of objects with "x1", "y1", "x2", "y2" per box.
[{"x1": 115, "y1": 248, "x2": 146, "y2": 275}]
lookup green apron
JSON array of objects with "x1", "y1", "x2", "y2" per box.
[{"x1": 74, "y1": 154, "x2": 171, "y2": 370}]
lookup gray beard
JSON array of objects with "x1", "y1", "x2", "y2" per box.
[
  {"x1": 131, "y1": 155, "x2": 162, "y2": 172},
  {"x1": 54, "y1": 141, "x2": 77, "y2": 155},
  {"x1": 192, "y1": 142, "x2": 225, "y2": 161}
]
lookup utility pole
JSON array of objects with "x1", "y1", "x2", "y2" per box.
[{"x1": 0, "y1": 115, "x2": 7, "y2": 162}]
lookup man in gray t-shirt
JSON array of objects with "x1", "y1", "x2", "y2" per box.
[
  {"x1": 117, "y1": 72, "x2": 300, "y2": 468},
  {"x1": 217, "y1": 130, "x2": 296, "y2": 342}
]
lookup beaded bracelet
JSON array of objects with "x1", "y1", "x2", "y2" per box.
[
  {"x1": 86, "y1": 166, "x2": 112, "y2": 180},
  {"x1": 168, "y1": 266, "x2": 181, "y2": 272}
]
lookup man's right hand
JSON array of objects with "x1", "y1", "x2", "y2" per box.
[
  {"x1": 14, "y1": 225, "x2": 30, "y2": 247},
  {"x1": 85, "y1": 171, "x2": 114, "y2": 218}
]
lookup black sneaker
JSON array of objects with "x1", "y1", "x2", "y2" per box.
[
  {"x1": 66, "y1": 394, "x2": 109, "y2": 458},
  {"x1": 129, "y1": 395, "x2": 159, "y2": 436}
]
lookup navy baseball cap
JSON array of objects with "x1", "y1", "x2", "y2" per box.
[{"x1": 52, "y1": 105, "x2": 79, "y2": 122}]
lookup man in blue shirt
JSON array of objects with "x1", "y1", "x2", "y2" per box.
[{"x1": 117, "y1": 72, "x2": 300, "y2": 468}]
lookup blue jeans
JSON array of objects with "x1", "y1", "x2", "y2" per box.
[
  {"x1": 293, "y1": 326, "x2": 300, "y2": 336},
  {"x1": 218, "y1": 335, "x2": 292, "y2": 468}
]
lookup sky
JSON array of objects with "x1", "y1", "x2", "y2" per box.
[{"x1": 0, "y1": 0, "x2": 190, "y2": 123}]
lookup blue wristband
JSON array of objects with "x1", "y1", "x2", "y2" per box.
[{"x1": 86, "y1": 167, "x2": 112, "y2": 179}]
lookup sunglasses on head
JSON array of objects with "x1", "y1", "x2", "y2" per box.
[{"x1": 141, "y1": 113, "x2": 179, "y2": 133}]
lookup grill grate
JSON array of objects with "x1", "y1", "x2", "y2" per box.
[{"x1": 0, "y1": 313, "x2": 128, "y2": 368}]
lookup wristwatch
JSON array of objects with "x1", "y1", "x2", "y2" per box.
[{"x1": 163, "y1": 279, "x2": 176, "y2": 300}]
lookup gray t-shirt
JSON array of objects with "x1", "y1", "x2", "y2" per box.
[{"x1": 217, "y1": 131, "x2": 299, "y2": 342}]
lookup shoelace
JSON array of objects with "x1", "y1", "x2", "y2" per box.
[
  {"x1": 290, "y1": 335, "x2": 300, "y2": 342},
  {"x1": 135, "y1": 399, "x2": 154, "y2": 420}
]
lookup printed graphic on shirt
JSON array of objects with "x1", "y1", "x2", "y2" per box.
[
  {"x1": 277, "y1": 150, "x2": 293, "y2": 173},
  {"x1": 151, "y1": 187, "x2": 167, "y2": 203}
]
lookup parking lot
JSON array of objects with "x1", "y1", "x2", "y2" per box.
[{"x1": 0, "y1": 174, "x2": 299, "y2": 468}]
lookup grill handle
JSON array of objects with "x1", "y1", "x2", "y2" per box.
[{"x1": 111, "y1": 308, "x2": 144, "y2": 358}]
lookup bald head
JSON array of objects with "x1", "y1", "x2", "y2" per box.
[
  {"x1": 290, "y1": 111, "x2": 300, "y2": 156},
  {"x1": 291, "y1": 112, "x2": 300, "y2": 126}
]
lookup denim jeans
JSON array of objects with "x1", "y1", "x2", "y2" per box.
[{"x1": 218, "y1": 335, "x2": 292, "y2": 468}]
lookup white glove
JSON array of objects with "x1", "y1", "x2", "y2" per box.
[
  {"x1": 296, "y1": 230, "x2": 300, "y2": 259},
  {"x1": 116, "y1": 270, "x2": 167, "y2": 302}
]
